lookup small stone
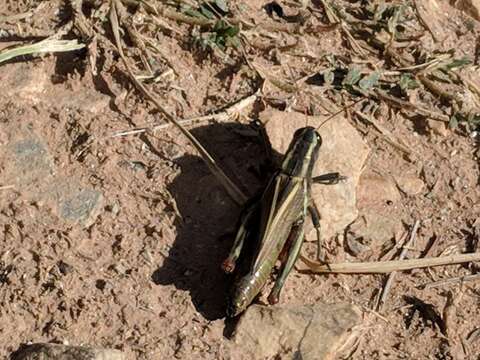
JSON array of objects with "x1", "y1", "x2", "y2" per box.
[
  {"x1": 232, "y1": 303, "x2": 361, "y2": 360},
  {"x1": 345, "y1": 210, "x2": 402, "y2": 256},
  {"x1": 11, "y1": 138, "x2": 54, "y2": 186},
  {"x1": 59, "y1": 188, "x2": 103, "y2": 227},
  {"x1": 261, "y1": 109, "x2": 370, "y2": 240},
  {"x1": 395, "y1": 175, "x2": 425, "y2": 196},
  {"x1": 11, "y1": 343, "x2": 126, "y2": 360}
]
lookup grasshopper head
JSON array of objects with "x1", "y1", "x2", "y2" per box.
[{"x1": 281, "y1": 126, "x2": 322, "y2": 178}]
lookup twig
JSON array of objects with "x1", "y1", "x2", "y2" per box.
[
  {"x1": 0, "y1": 185, "x2": 15, "y2": 191},
  {"x1": 70, "y1": 0, "x2": 94, "y2": 38},
  {"x1": 373, "y1": 89, "x2": 450, "y2": 122},
  {"x1": 376, "y1": 220, "x2": 420, "y2": 311},
  {"x1": 319, "y1": 0, "x2": 367, "y2": 57},
  {"x1": 110, "y1": 0, "x2": 246, "y2": 205},
  {"x1": 298, "y1": 252, "x2": 480, "y2": 274},
  {"x1": 354, "y1": 110, "x2": 413, "y2": 155},
  {"x1": 110, "y1": 90, "x2": 260, "y2": 137},
  {"x1": 419, "y1": 273, "x2": 480, "y2": 289}
]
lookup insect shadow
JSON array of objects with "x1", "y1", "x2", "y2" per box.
[{"x1": 151, "y1": 122, "x2": 269, "y2": 320}]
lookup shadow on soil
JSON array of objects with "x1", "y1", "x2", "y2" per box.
[{"x1": 151, "y1": 122, "x2": 267, "y2": 320}]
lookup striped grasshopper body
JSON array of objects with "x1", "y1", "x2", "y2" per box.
[{"x1": 222, "y1": 126, "x2": 343, "y2": 317}]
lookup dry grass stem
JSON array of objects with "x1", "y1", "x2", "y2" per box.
[
  {"x1": 420, "y1": 273, "x2": 480, "y2": 289},
  {"x1": 110, "y1": 90, "x2": 259, "y2": 135},
  {"x1": 298, "y1": 252, "x2": 480, "y2": 274},
  {"x1": 354, "y1": 110, "x2": 412, "y2": 155},
  {"x1": 374, "y1": 89, "x2": 450, "y2": 122},
  {"x1": 376, "y1": 221, "x2": 420, "y2": 311},
  {"x1": 0, "y1": 39, "x2": 85, "y2": 65}
]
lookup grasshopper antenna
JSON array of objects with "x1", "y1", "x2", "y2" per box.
[{"x1": 315, "y1": 98, "x2": 365, "y2": 130}]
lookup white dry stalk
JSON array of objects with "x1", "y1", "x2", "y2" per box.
[
  {"x1": 0, "y1": 39, "x2": 85, "y2": 65},
  {"x1": 299, "y1": 252, "x2": 480, "y2": 274}
]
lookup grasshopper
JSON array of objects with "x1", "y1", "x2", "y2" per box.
[{"x1": 222, "y1": 125, "x2": 345, "y2": 317}]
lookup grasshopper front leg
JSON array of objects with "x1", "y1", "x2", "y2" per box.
[
  {"x1": 312, "y1": 172, "x2": 347, "y2": 185},
  {"x1": 308, "y1": 203, "x2": 324, "y2": 262},
  {"x1": 267, "y1": 218, "x2": 305, "y2": 305},
  {"x1": 309, "y1": 172, "x2": 346, "y2": 262},
  {"x1": 221, "y1": 200, "x2": 259, "y2": 273}
]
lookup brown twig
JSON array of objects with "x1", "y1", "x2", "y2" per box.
[
  {"x1": 354, "y1": 110, "x2": 413, "y2": 155},
  {"x1": 374, "y1": 89, "x2": 450, "y2": 122},
  {"x1": 376, "y1": 220, "x2": 420, "y2": 311},
  {"x1": 110, "y1": 90, "x2": 260, "y2": 138},
  {"x1": 419, "y1": 273, "x2": 480, "y2": 289}
]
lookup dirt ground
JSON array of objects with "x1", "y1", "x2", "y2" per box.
[{"x1": 1, "y1": 0, "x2": 480, "y2": 359}]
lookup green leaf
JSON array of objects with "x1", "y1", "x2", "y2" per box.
[
  {"x1": 342, "y1": 67, "x2": 362, "y2": 87},
  {"x1": 323, "y1": 69, "x2": 334, "y2": 85},
  {"x1": 399, "y1": 74, "x2": 419, "y2": 91},
  {"x1": 223, "y1": 25, "x2": 239, "y2": 37},
  {"x1": 358, "y1": 71, "x2": 380, "y2": 90},
  {"x1": 387, "y1": 6, "x2": 403, "y2": 36},
  {"x1": 199, "y1": 4, "x2": 215, "y2": 19},
  {"x1": 215, "y1": 0, "x2": 229, "y2": 12},
  {"x1": 444, "y1": 56, "x2": 471, "y2": 70},
  {"x1": 449, "y1": 114, "x2": 459, "y2": 129},
  {"x1": 468, "y1": 113, "x2": 480, "y2": 126},
  {"x1": 226, "y1": 35, "x2": 241, "y2": 48},
  {"x1": 184, "y1": 8, "x2": 209, "y2": 19},
  {"x1": 213, "y1": 19, "x2": 228, "y2": 31}
]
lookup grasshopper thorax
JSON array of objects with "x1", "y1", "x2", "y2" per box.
[{"x1": 280, "y1": 127, "x2": 322, "y2": 179}]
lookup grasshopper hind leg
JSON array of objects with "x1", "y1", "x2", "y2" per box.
[
  {"x1": 267, "y1": 219, "x2": 305, "y2": 305},
  {"x1": 221, "y1": 200, "x2": 259, "y2": 273},
  {"x1": 308, "y1": 203, "x2": 326, "y2": 263}
]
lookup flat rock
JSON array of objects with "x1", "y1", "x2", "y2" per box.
[
  {"x1": 232, "y1": 303, "x2": 361, "y2": 360},
  {"x1": 5, "y1": 134, "x2": 103, "y2": 227},
  {"x1": 261, "y1": 109, "x2": 370, "y2": 240},
  {"x1": 11, "y1": 343, "x2": 125, "y2": 360},
  {"x1": 356, "y1": 172, "x2": 401, "y2": 209},
  {"x1": 10, "y1": 138, "x2": 54, "y2": 186},
  {"x1": 58, "y1": 188, "x2": 104, "y2": 226},
  {"x1": 414, "y1": 0, "x2": 448, "y2": 42}
]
